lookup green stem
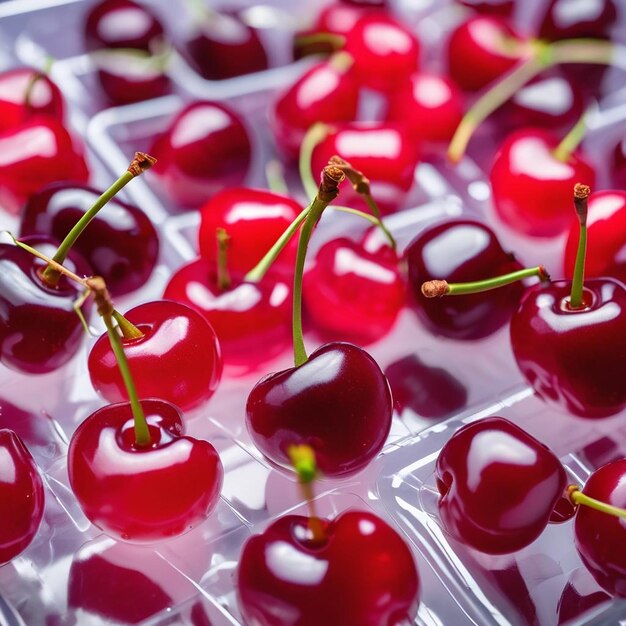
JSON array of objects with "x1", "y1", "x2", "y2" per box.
[
  {"x1": 300, "y1": 123, "x2": 331, "y2": 200},
  {"x1": 421, "y1": 266, "x2": 549, "y2": 298},
  {"x1": 569, "y1": 183, "x2": 591, "y2": 309},
  {"x1": 553, "y1": 111, "x2": 588, "y2": 162},
  {"x1": 265, "y1": 159, "x2": 289, "y2": 195},
  {"x1": 112, "y1": 310, "x2": 144, "y2": 340},
  {"x1": 216, "y1": 227, "x2": 232, "y2": 291},
  {"x1": 293, "y1": 32, "x2": 346, "y2": 52},
  {"x1": 568, "y1": 485, "x2": 626, "y2": 520}
]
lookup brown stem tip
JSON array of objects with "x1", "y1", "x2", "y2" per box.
[
  {"x1": 573, "y1": 182, "x2": 591, "y2": 224},
  {"x1": 574, "y1": 183, "x2": 591, "y2": 200},
  {"x1": 328, "y1": 154, "x2": 371, "y2": 194},
  {"x1": 85, "y1": 276, "x2": 114, "y2": 318},
  {"x1": 566, "y1": 484, "x2": 581, "y2": 505},
  {"x1": 319, "y1": 164, "x2": 345, "y2": 203},
  {"x1": 128, "y1": 152, "x2": 157, "y2": 176},
  {"x1": 421, "y1": 280, "x2": 449, "y2": 298}
]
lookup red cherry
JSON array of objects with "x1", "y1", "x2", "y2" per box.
[
  {"x1": 68, "y1": 399, "x2": 223, "y2": 542},
  {"x1": 384, "y1": 72, "x2": 464, "y2": 144},
  {"x1": 436, "y1": 416, "x2": 567, "y2": 554},
  {"x1": 198, "y1": 188, "x2": 301, "y2": 276},
  {"x1": 310, "y1": 122, "x2": 421, "y2": 214},
  {"x1": 343, "y1": 13, "x2": 420, "y2": 91},
  {"x1": 563, "y1": 190, "x2": 626, "y2": 284},
  {"x1": 404, "y1": 219, "x2": 524, "y2": 340},
  {"x1": 447, "y1": 16, "x2": 527, "y2": 91},
  {"x1": 271, "y1": 57, "x2": 360, "y2": 159},
  {"x1": 456, "y1": 0, "x2": 514, "y2": 16},
  {"x1": 510, "y1": 278, "x2": 626, "y2": 418},
  {"x1": 303, "y1": 237, "x2": 405, "y2": 344},
  {"x1": 149, "y1": 101, "x2": 251, "y2": 209},
  {"x1": 573, "y1": 460, "x2": 626, "y2": 597},
  {"x1": 237, "y1": 510, "x2": 420, "y2": 626},
  {"x1": 163, "y1": 259, "x2": 291, "y2": 370},
  {"x1": 489, "y1": 128, "x2": 595, "y2": 237},
  {"x1": 20, "y1": 182, "x2": 159, "y2": 297},
  {"x1": 246, "y1": 342, "x2": 392, "y2": 477},
  {"x1": 88, "y1": 300, "x2": 222, "y2": 412},
  {"x1": 538, "y1": 0, "x2": 617, "y2": 41},
  {"x1": 0, "y1": 429, "x2": 45, "y2": 564}
]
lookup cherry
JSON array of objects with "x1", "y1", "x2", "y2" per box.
[
  {"x1": 150, "y1": 101, "x2": 251, "y2": 210},
  {"x1": 0, "y1": 430, "x2": 45, "y2": 564},
  {"x1": 404, "y1": 219, "x2": 524, "y2": 340},
  {"x1": 271, "y1": 55, "x2": 360, "y2": 160},
  {"x1": 343, "y1": 13, "x2": 420, "y2": 92},
  {"x1": 88, "y1": 300, "x2": 222, "y2": 412},
  {"x1": 303, "y1": 236, "x2": 405, "y2": 344},
  {"x1": 20, "y1": 182, "x2": 159, "y2": 297},
  {"x1": 436, "y1": 416, "x2": 567, "y2": 554},
  {"x1": 456, "y1": 0, "x2": 514, "y2": 16},
  {"x1": 538, "y1": 0, "x2": 617, "y2": 41},
  {"x1": 198, "y1": 187, "x2": 301, "y2": 276},
  {"x1": 611, "y1": 136, "x2": 626, "y2": 189},
  {"x1": 490, "y1": 128, "x2": 595, "y2": 237},
  {"x1": 384, "y1": 72, "x2": 464, "y2": 144},
  {"x1": 68, "y1": 398, "x2": 223, "y2": 542},
  {"x1": 0, "y1": 117, "x2": 89, "y2": 215},
  {"x1": 237, "y1": 510, "x2": 420, "y2": 626},
  {"x1": 447, "y1": 16, "x2": 527, "y2": 91},
  {"x1": 563, "y1": 190, "x2": 626, "y2": 284}
]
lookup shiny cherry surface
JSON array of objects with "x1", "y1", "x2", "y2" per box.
[
  {"x1": 237, "y1": 510, "x2": 420, "y2": 626},
  {"x1": 303, "y1": 237, "x2": 405, "y2": 344},
  {"x1": 0, "y1": 236, "x2": 92, "y2": 374},
  {"x1": 574, "y1": 460, "x2": 626, "y2": 597},
  {"x1": 405, "y1": 219, "x2": 524, "y2": 340},
  {"x1": 0, "y1": 429, "x2": 45, "y2": 564},
  {"x1": 68, "y1": 399, "x2": 223, "y2": 542},
  {"x1": 150, "y1": 101, "x2": 251, "y2": 209},
  {"x1": 510, "y1": 279, "x2": 626, "y2": 418},
  {"x1": 20, "y1": 182, "x2": 159, "y2": 297},
  {"x1": 490, "y1": 128, "x2": 595, "y2": 237},
  {"x1": 557, "y1": 568, "x2": 611, "y2": 623},
  {"x1": 88, "y1": 300, "x2": 222, "y2": 411},
  {"x1": 436, "y1": 416, "x2": 567, "y2": 554},
  {"x1": 246, "y1": 342, "x2": 392, "y2": 477},
  {"x1": 538, "y1": 0, "x2": 616, "y2": 41},
  {"x1": 563, "y1": 190, "x2": 626, "y2": 284}
]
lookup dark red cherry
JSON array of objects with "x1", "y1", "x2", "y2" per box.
[
  {"x1": 237, "y1": 510, "x2": 420, "y2": 626},
  {"x1": 0, "y1": 68, "x2": 64, "y2": 133},
  {"x1": 574, "y1": 460, "x2": 626, "y2": 597},
  {"x1": 198, "y1": 187, "x2": 301, "y2": 276},
  {"x1": 538, "y1": 0, "x2": 617, "y2": 41},
  {"x1": 84, "y1": 0, "x2": 165, "y2": 52},
  {"x1": 0, "y1": 235, "x2": 92, "y2": 374},
  {"x1": 0, "y1": 118, "x2": 89, "y2": 215},
  {"x1": 447, "y1": 16, "x2": 527, "y2": 91},
  {"x1": 557, "y1": 568, "x2": 611, "y2": 624},
  {"x1": 246, "y1": 342, "x2": 392, "y2": 478},
  {"x1": 563, "y1": 190, "x2": 626, "y2": 285},
  {"x1": 303, "y1": 237, "x2": 405, "y2": 344},
  {"x1": 343, "y1": 13, "x2": 420, "y2": 91},
  {"x1": 490, "y1": 128, "x2": 595, "y2": 237},
  {"x1": 163, "y1": 259, "x2": 291, "y2": 370},
  {"x1": 457, "y1": 0, "x2": 514, "y2": 16},
  {"x1": 20, "y1": 182, "x2": 159, "y2": 297},
  {"x1": 271, "y1": 56, "x2": 360, "y2": 160},
  {"x1": 510, "y1": 279, "x2": 626, "y2": 418},
  {"x1": 0, "y1": 429, "x2": 45, "y2": 564},
  {"x1": 384, "y1": 72, "x2": 464, "y2": 144},
  {"x1": 341, "y1": 0, "x2": 387, "y2": 6},
  {"x1": 405, "y1": 219, "x2": 524, "y2": 340},
  {"x1": 436, "y1": 416, "x2": 567, "y2": 554},
  {"x1": 150, "y1": 101, "x2": 251, "y2": 210},
  {"x1": 611, "y1": 136, "x2": 626, "y2": 189},
  {"x1": 68, "y1": 399, "x2": 223, "y2": 542},
  {"x1": 88, "y1": 300, "x2": 222, "y2": 411},
  {"x1": 310, "y1": 122, "x2": 420, "y2": 214}
]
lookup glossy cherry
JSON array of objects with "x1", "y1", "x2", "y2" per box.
[
  {"x1": 88, "y1": 300, "x2": 222, "y2": 411},
  {"x1": 20, "y1": 182, "x2": 159, "y2": 297},
  {"x1": 303, "y1": 237, "x2": 405, "y2": 344},
  {"x1": 68, "y1": 399, "x2": 223, "y2": 542},
  {"x1": 490, "y1": 128, "x2": 595, "y2": 237},
  {"x1": 538, "y1": 0, "x2": 617, "y2": 41},
  {"x1": 457, "y1": 0, "x2": 514, "y2": 15},
  {"x1": 237, "y1": 510, "x2": 420, "y2": 626},
  {"x1": 436, "y1": 416, "x2": 567, "y2": 554},
  {"x1": 0, "y1": 429, "x2": 45, "y2": 564},
  {"x1": 405, "y1": 219, "x2": 524, "y2": 340},
  {"x1": 573, "y1": 460, "x2": 626, "y2": 597},
  {"x1": 150, "y1": 101, "x2": 251, "y2": 209},
  {"x1": 246, "y1": 342, "x2": 392, "y2": 477},
  {"x1": 563, "y1": 190, "x2": 626, "y2": 285},
  {"x1": 0, "y1": 235, "x2": 92, "y2": 374}
]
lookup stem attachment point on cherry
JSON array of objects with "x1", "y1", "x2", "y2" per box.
[
  {"x1": 567, "y1": 484, "x2": 626, "y2": 520},
  {"x1": 216, "y1": 227, "x2": 232, "y2": 291}
]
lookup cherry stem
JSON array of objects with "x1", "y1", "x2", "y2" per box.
[
  {"x1": 300, "y1": 122, "x2": 331, "y2": 201},
  {"x1": 265, "y1": 159, "x2": 289, "y2": 195},
  {"x1": 293, "y1": 32, "x2": 346, "y2": 52},
  {"x1": 292, "y1": 164, "x2": 345, "y2": 367},
  {"x1": 567, "y1": 484, "x2": 626, "y2": 520},
  {"x1": 421, "y1": 265, "x2": 549, "y2": 298},
  {"x1": 86, "y1": 277, "x2": 151, "y2": 448},
  {"x1": 41, "y1": 152, "x2": 156, "y2": 287},
  {"x1": 569, "y1": 183, "x2": 591, "y2": 309},
  {"x1": 553, "y1": 111, "x2": 588, "y2": 162},
  {"x1": 91, "y1": 46, "x2": 172, "y2": 72},
  {"x1": 216, "y1": 227, "x2": 232, "y2": 291},
  {"x1": 23, "y1": 71, "x2": 46, "y2": 113},
  {"x1": 448, "y1": 38, "x2": 621, "y2": 163}
]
